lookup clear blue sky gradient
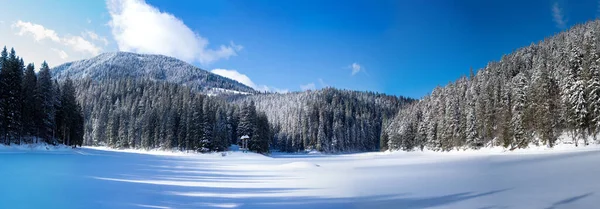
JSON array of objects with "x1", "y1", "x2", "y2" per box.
[{"x1": 2, "y1": 0, "x2": 599, "y2": 98}]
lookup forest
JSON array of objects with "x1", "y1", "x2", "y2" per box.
[
  {"x1": 385, "y1": 20, "x2": 600, "y2": 151},
  {"x1": 48, "y1": 50, "x2": 415, "y2": 153},
  {"x1": 0, "y1": 47, "x2": 83, "y2": 147},
  {"x1": 9, "y1": 18, "x2": 600, "y2": 154},
  {"x1": 234, "y1": 89, "x2": 413, "y2": 152},
  {"x1": 71, "y1": 78, "x2": 271, "y2": 153},
  {"x1": 71, "y1": 78, "x2": 412, "y2": 153}
]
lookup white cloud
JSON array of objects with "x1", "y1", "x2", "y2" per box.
[
  {"x1": 318, "y1": 78, "x2": 327, "y2": 87},
  {"x1": 107, "y1": 0, "x2": 241, "y2": 65},
  {"x1": 84, "y1": 31, "x2": 109, "y2": 45},
  {"x1": 51, "y1": 48, "x2": 69, "y2": 60},
  {"x1": 552, "y1": 2, "x2": 566, "y2": 29},
  {"x1": 350, "y1": 62, "x2": 362, "y2": 75},
  {"x1": 63, "y1": 36, "x2": 102, "y2": 55},
  {"x1": 11, "y1": 20, "x2": 101, "y2": 56},
  {"x1": 300, "y1": 83, "x2": 316, "y2": 91},
  {"x1": 270, "y1": 87, "x2": 289, "y2": 94},
  {"x1": 211, "y1": 69, "x2": 287, "y2": 93},
  {"x1": 211, "y1": 69, "x2": 256, "y2": 89},
  {"x1": 12, "y1": 20, "x2": 60, "y2": 42}
]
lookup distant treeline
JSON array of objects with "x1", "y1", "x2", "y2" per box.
[
  {"x1": 235, "y1": 89, "x2": 414, "y2": 152},
  {"x1": 73, "y1": 78, "x2": 271, "y2": 153},
  {"x1": 72, "y1": 78, "x2": 413, "y2": 153}
]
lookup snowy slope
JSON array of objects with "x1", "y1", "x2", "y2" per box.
[
  {"x1": 1, "y1": 147, "x2": 600, "y2": 208},
  {"x1": 51, "y1": 52, "x2": 256, "y2": 94}
]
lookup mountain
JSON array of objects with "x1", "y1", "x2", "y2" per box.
[
  {"x1": 384, "y1": 20, "x2": 600, "y2": 151},
  {"x1": 51, "y1": 52, "x2": 256, "y2": 94},
  {"x1": 45, "y1": 50, "x2": 417, "y2": 153}
]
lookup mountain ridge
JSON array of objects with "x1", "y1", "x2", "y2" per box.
[{"x1": 51, "y1": 51, "x2": 256, "y2": 94}]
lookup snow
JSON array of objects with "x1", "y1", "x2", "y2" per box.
[
  {"x1": 206, "y1": 88, "x2": 252, "y2": 97},
  {"x1": 0, "y1": 142, "x2": 73, "y2": 152},
  {"x1": 51, "y1": 52, "x2": 256, "y2": 94},
  {"x1": 2, "y1": 146, "x2": 600, "y2": 208}
]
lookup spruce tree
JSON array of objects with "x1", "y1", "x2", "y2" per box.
[
  {"x1": 36, "y1": 61, "x2": 56, "y2": 144},
  {"x1": 567, "y1": 45, "x2": 588, "y2": 145},
  {"x1": 57, "y1": 78, "x2": 81, "y2": 146},
  {"x1": 21, "y1": 63, "x2": 37, "y2": 141},
  {"x1": 587, "y1": 33, "x2": 600, "y2": 140},
  {"x1": 511, "y1": 73, "x2": 528, "y2": 148},
  {"x1": 200, "y1": 100, "x2": 213, "y2": 152},
  {"x1": 0, "y1": 47, "x2": 7, "y2": 144},
  {"x1": 0, "y1": 48, "x2": 23, "y2": 144}
]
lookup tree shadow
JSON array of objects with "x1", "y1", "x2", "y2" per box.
[
  {"x1": 76, "y1": 148, "x2": 513, "y2": 209},
  {"x1": 544, "y1": 192, "x2": 594, "y2": 209},
  {"x1": 476, "y1": 206, "x2": 509, "y2": 209},
  {"x1": 0, "y1": 148, "x2": 517, "y2": 209},
  {"x1": 492, "y1": 150, "x2": 600, "y2": 167},
  {"x1": 142, "y1": 188, "x2": 510, "y2": 209}
]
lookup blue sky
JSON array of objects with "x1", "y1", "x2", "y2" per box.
[{"x1": 0, "y1": 0, "x2": 599, "y2": 98}]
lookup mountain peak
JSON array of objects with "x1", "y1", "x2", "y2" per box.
[{"x1": 51, "y1": 51, "x2": 256, "y2": 94}]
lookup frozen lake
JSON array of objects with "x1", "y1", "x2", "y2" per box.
[{"x1": 1, "y1": 146, "x2": 599, "y2": 209}]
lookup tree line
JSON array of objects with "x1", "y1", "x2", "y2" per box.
[
  {"x1": 0, "y1": 47, "x2": 83, "y2": 146},
  {"x1": 233, "y1": 88, "x2": 414, "y2": 152},
  {"x1": 71, "y1": 78, "x2": 271, "y2": 153},
  {"x1": 70, "y1": 77, "x2": 413, "y2": 153},
  {"x1": 384, "y1": 20, "x2": 600, "y2": 151}
]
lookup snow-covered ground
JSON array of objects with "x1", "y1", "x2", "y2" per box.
[{"x1": 1, "y1": 145, "x2": 600, "y2": 209}]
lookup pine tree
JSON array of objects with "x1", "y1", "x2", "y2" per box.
[
  {"x1": 0, "y1": 48, "x2": 23, "y2": 144},
  {"x1": 511, "y1": 73, "x2": 528, "y2": 148},
  {"x1": 566, "y1": 45, "x2": 588, "y2": 145},
  {"x1": 188, "y1": 98, "x2": 203, "y2": 150},
  {"x1": 56, "y1": 78, "x2": 83, "y2": 146},
  {"x1": 21, "y1": 63, "x2": 37, "y2": 141},
  {"x1": 118, "y1": 112, "x2": 130, "y2": 148},
  {"x1": 0, "y1": 47, "x2": 7, "y2": 144},
  {"x1": 379, "y1": 130, "x2": 389, "y2": 151},
  {"x1": 237, "y1": 101, "x2": 256, "y2": 139},
  {"x1": 214, "y1": 106, "x2": 229, "y2": 151},
  {"x1": 36, "y1": 61, "x2": 56, "y2": 143},
  {"x1": 465, "y1": 82, "x2": 479, "y2": 148},
  {"x1": 500, "y1": 85, "x2": 513, "y2": 148},
  {"x1": 250, "y1": 112, "x2": 270, "y2": 154},
  {"x1": 586, "y1": 33, "x2": 600, "y2": 140},
  {"x1": 93, "y1": 105, "x2": 109, "y2": 145},
  {"x1": 200, "y1": 100, "x2": 213, "y2": 152},
  {"x1": 106, "y1": 101, "x2": 119, "y2": 147},
  {"x1": 531, "y1": 57, "x2": 557, "y2": 147}
]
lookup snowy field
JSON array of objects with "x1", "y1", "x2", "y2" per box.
[{"x1": 1, "y1": 145, "x2": 600, "y2": 209}]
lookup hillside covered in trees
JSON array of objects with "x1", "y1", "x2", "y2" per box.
[
  {"x1": 0, "y1": 47, "x2": 83, "y2": 147},
  {"x1": 234, "y1": 89, "x2": 413, "y2": 152},
  {"x1": 52, "y1": 52, "x2": 256, "y2": 94},
  {"x1": 71, "y1": 78, "x2": 271, "y2": 153},
  {"x1": 384, "y1": 20, "x2": 600, "y2": 151},
  {"x1": 69, "y1": 78, "x2": 412, "y2": 153},
  {"x1": 48, "y1": 52, "x2": 414, "y2": 153}
]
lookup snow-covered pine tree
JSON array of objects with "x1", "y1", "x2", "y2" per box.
[
  {"x1": 567, "y1": 44, "x2": 588, "y2": 145},
  {"x1": 511, "y1": 72, "x2": 528, "y2": 148},
  {"x1": 465, "y1": 75, "x2": 480, "y2": 148},
  {"x1": 586, "y1": 31, "x2": 600, "y2": 140},
  {"x1": 200, "y1": 100, "x2": 213, "y2": 152}
]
